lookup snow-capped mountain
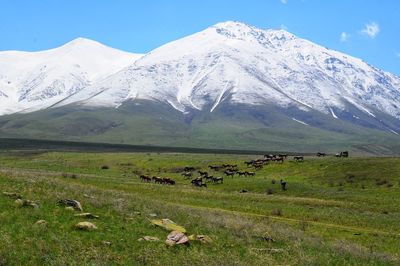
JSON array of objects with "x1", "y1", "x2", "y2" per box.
[
  {"x1": 0, "y1": 38, "x2": 142, "y2": 115},
  {"x1": 1, "y1": 21, "x2": 400, "y2": 133},
  {"x1": 51, "y1": 21, "x2": 400, "y2": 129}
]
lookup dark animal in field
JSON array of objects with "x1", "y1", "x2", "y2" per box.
[
  {"x1": 140, "y1": 175, "x2": 152, "y2": 182},
  {"x1": 212, "y1": 176, "x2": 223, "y2": 184},
  {"x1": 224, "y1": 170, "x2": 235, "y2": 177},
  {"x1": 191, "y1": 177, "x2": 203, "y2": 183},
  {"x1": 317, "y1": 152, "x2": 326, "y2": 157},
  {"x1": 191, "y1": 177, "x2": 207, "y2": 188},
  {"x1": 204, "y1": 175, "x2": 214, "y2": 182},
  {"x1": 293, "y1": 156, "x2": 304, "y2": 162},
  {"x1": 245, "y1": 171, "x2": 255, "y2": 176},
  {"x1": 239, "y1": 189, "x2": 248, "y2": 193},
  {"x1": 335, "y1": 151, "x2": 349, "y2": 157},
  {"x1": 237, "y1": 171, "x2": 247, "y2": 177},
  {"x1": 181, "y1": 172, "x2": 193, "y2": 178},
  {"x1": 208, "y1": 165, "x2": 223, "y2": 171},
  {"x1": 253, "y1": 163, "x2": 263, "y2": 170},
  {"x1": 280, "y1": 179, "x2": 287, "y2": 191},
  {"x1": 279, "y1": 154, "x2": 288, "y2": 159},
  {"x1": 162, "y1": 178, "x2": 176, "y2": 185},
  {"x1": 184, "y1": 166, "x2": 195, "y2": 172},
  {"x1": 198, "y1": 170, "x2": 208, "y2": 176},
  {"x1": 273, "y1": 157, "x2": 284, "y2": 163},
  {"x1": 152, "y1": 176, "x2": 164, "y2": 184},
  {"x1": 264, "y1": 154, "x2": 277, "y2": 159}
]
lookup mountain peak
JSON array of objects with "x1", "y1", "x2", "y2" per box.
[{"x1": 60, "y1": 37, "x2": 107, "y2": 50}]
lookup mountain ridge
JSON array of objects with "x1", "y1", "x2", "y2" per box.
[{"x1": 0, "y1": 21, "x2": 399, "y2": 154}]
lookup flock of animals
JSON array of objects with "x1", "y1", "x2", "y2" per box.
[{"x1": 137, "y1": 151, "x2": 349, "y2": 190}]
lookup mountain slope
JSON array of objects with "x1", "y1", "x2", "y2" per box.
[
  {"x1": 0, "y1": 21, "x2": 399, "y2": 154},
  {"x1": 54, "y1": 21, "x2": 400, "y2": 135},
  {"x1": 0, "y1": 100, "x2": 399, "y2": 155},
  {"x1": 0, "y1": 38, "x2": 142, "y2": 115}
]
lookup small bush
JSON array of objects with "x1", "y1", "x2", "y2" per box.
[
  {"x1": 271, "y1": 179, "x2": 276, "y2": 185},
  {"x1": 266, "y1": 188, "x2": 274, "y2": 195}
]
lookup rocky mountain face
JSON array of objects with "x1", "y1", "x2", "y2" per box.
[
  {"x1": 0, "y1": 21, "x2": 399, "y2": 153},
  {"x1": 0, "y1": 38, "x2": 141, "y2": 115}
]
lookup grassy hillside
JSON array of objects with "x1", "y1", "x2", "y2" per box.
[
  {"x1": 0, "y1": 101, "x2": 399, "y2": 155},
  {"x1": 0, "y1": 151, "x2": 399, "y2": 265}
]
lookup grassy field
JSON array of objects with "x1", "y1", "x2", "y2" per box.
[{"x1": 0, "y1": 151, "x2": 399, "y2": 265}]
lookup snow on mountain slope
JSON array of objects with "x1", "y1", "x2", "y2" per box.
[
  {"x1": 2, "y1": 21, "x2": 400, "y2": 134},
  {"x1": 0, "y1": 38, "x2": 142, "y2": 115},
  {"x1": 61, "y1": 21, "x2": 400, "y2": 124}
]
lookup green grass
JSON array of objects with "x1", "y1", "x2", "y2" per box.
[
  {"x1": 1, "y1": 101, "x2": 400, "y2": 155},
  {"x1": 0, "y1": 151, "x2": 399, "y2": 265}
]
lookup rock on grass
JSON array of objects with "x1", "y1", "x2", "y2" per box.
[{"x1": 75, "y1": 221, "x2": 97, "y2": 231}]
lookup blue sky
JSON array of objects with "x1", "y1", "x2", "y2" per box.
[{"x1": 1, "y1": 0, "x2": 399, "y2": 75}]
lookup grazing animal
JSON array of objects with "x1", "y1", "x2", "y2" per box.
[
  {"x1": 208, "y1": 165, "x2": 223, "y2": 171},
  {"x1": 140, "y1": 175, "x2": 151, "y2": 182},
  {"x1": 274, "y1": 157, "x2": 284, "y2": 163},
  {"x1": 191, "y1": 177, "x2": 203, "y2": 183},
  {"x1": 212, "y1": 176, "x2": 224, "y2": 184},
  {"x1": 317, "y1": 152, "x2": 326, "y2": 157},
  {"x1": 198, "y1": 170, "x2": 208, "y2": 176},
  {"x1": 181, "y1": 172, "x2": 193, "y2": 178},
  {"x1": 184, "y1": 166, "x2": 195, "y2": 172},
  {"x1": 224, "y1": 170, "x2": 235, "y2": 177},
  {"x1": 280, "y1": 179, "x2": 287, "y2": 191},
  {"x1": 162, "y1": 178, "x2": 176, "y2": 185},
  {"x1": 335, "y1": 151, "x2": 349, "y2": 157},
  {"x1": 204, "y1": 175, "x2": 214, "y2": 182},
  {"x1": 253, "y1": 164, "x2": 263, "y2": 170},
  {"x1": 191, "y1": 177, "x2": 207, "y2": 188},
  {"x1": 245, "y1": 171, "x2": 255, "y2": 177},
  {"x1": 237, "y1": 171, "x2": 247, "y2": 177},
  {"x1": 279, "y1": 154, "x2": 288, "y2": 159},
  {"x1": 293, "y1": 156, "x2": 304, "y2": 162},
  {"x1": 152, "y1": 176, "x2": 164, "y2": 184}
]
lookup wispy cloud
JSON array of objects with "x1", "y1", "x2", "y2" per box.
[
  {"x1": 396, "y1": 52, "x2": 400, "y2": 58},
  {"x1": 280, "y1": 0, "x2": 287, "y2": 4},
  {"x1": 340, "y1": 32, "x2": 349, "y2": 42},
  {"x1": 361, "y1": 22, "x2": 380, "y2": 38},
  {"x1": 280, "y1": 24, "x2": 288, "y2": 30}
]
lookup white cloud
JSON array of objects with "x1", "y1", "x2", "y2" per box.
[
  {"x1": 340, "y1": 32, "x2": 349, "y2": 42},
  {"x1": 280, "y1": 24, "x2": 288, "y2": 30},
  {"x1": 361, "y1": 22, "x2": 380, "y2": 38},
  {"x1": 280, "y1": 0, "x2": 287, "y2": 4}
]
